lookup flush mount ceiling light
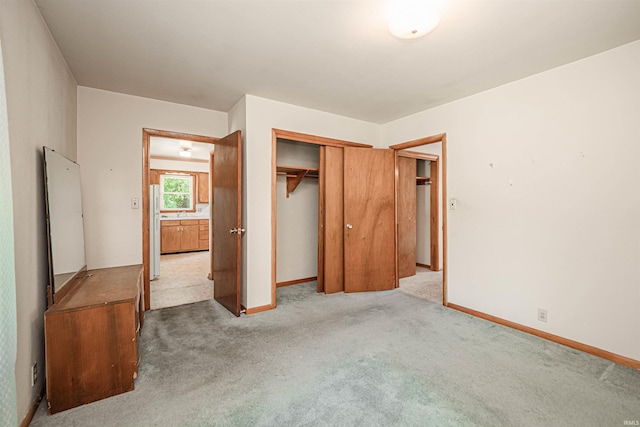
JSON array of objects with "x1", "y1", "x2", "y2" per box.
[
  {"x1": 388, "y1": 0, "x2": 442, "y2": 40},
  {"x1": 179, "y1": 148, "x2": 192, "y2": 158}
]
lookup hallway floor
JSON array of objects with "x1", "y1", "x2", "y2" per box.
[
  {"x1": 399, "y1": 266, "x2": 443, "y2": 304},
  {"x1": 150, "y1": 251, "x2": 213, "y2": 310}
]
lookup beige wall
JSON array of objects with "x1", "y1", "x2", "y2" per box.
[
  {"x1": 0, "y1": 0, "x2": 77, "y2": 421},
  {"x1": 150, "y1": 158, "x2": 210, "y2": 173},
  {"x1": 77, "y1": 87, "x2": 227, "y2": 270},
  {"x1": 382, "y1": 40, "x2": 640, "y2": 361}
]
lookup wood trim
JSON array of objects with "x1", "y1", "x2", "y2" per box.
[
  {"x1": 245, "y1": 303, "x2": 276, "y2": 315},
  {"x1": 271, "y1": 130, "x2": 278, "y2": 308},
  {"x1": 397, "y1": 150, "x2": 439, "y2": 161},
  {"x1": 447, "y1": 303, "x2": 640, "y2": 370},
  {"x1": 389, "y1": 133, "x2": 446, "y2": 150},
  {"x1": 143, "y1": 129, "x2": 216, "y2": 311},
  {"x1": 150, "y1": 155, "x2": 209, "y2": 164},
  {"x1": 19, "y1": 386, "x2": 44, "y2": 427},
  {"x1": 442, "y1": 135, "x2": 448, "y2": 306},
  {"x1": 143, "y1": 128, "x2": 219, "y2": 144},
  {"x1": 276, "y1": 276, "x2": 318, "y2": 288},
  {"x1": 416, "y1": 262, "x2": 431, "y2": 268},
  {"x1": 209, "y1": 151, "x2": 214, "y2": 280},
  {"x1": 430, "y1": 159, "x2": 440, "y2": 271},
  {"x1": 142, "y1": 130, "x2": 151, "y2": 310},
  {"x1": 273, "y1": 128, "x2": 372, "y2": 148},
  {"x1": 234, "y1": 131, "x2": 243, "y2": 316},
  {"x1": 394, "y1": 151, "x2": 399, "y2": 287}
]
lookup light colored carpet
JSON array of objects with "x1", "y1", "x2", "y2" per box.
[
  {"x1": 399, "y1": 266, "x2": 443, "y2": 304},
  {"x1": 150, "y1": 251, "x2": 213, "y2": 310},
  {"x1": 32, "y1": 282, "x2": 640, "y2": 426}
]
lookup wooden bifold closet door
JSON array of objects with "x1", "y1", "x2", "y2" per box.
[
  {"x1": 319, "y1": 145, "x2": 344, "y2": 294},
  {"x1": 319, "y1": 146, "x2": 396, "y2": 293},
  {"x1": 397, "y1": 156, "x2": 417, "y2": 278}
]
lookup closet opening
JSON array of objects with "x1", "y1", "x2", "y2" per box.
[
  {"x1": 271, "y1": 129, "x2": 377, "y2": 308},
  {"x1": 391, "y1": 134, "x2": 447, "y2": 305},
  {"x1": 274, "y1": 138, "x2": 320, "y2": 298}
]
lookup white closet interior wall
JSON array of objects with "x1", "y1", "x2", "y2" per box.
[
  {"x1": 275, "y1": 139, "x2": 319, "y2": 283},
  {"x1": 416, "y1": 159, "x2": 430, "y2": 266}
]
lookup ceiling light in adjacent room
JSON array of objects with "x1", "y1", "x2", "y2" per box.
[
  {"x1": 388, "y1": 0, "x2": 442, "y2": 39},
  {"x1": 179, "y1": 148, "x2": 192, "y2": 158}
]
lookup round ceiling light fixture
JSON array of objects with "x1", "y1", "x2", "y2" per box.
[{"x1": 388, "y1": 0, "x2": 442, "y2": 40}]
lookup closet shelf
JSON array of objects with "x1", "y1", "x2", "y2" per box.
[
  {"x1": 276, "y1": 165, "x2": 319, "y2": 197},
  {"x1": 416, "y1": 176, "x2": 432, "y2": 186}
]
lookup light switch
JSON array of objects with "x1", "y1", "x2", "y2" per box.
[
  {"x1": 449, "y1": 198, "x2": 457, "y2": 210},
  {"x1": 131, "y1": 198, "x2": 139, "y2": 209}
]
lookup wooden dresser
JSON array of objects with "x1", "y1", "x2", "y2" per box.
[{"x1": 44, "y1": 264, "x2": 144, "y2": 414}]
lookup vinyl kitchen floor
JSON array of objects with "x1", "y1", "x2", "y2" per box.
[{"x1": 150, "y1": 250, "x2": 213, "y2": 310}]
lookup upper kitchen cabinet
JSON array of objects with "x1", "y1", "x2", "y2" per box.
[{"x1": 197, "y1": 172, "x2": 209, "y2": 204}]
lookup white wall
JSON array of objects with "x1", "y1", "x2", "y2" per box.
[
  {"x1": 244, "y1": 95, "x2": 380, "y2": 309},
  {"x1": 381, "y1": 40, "x2": 640, "y2": 361},
  {"x1": 150, "y1": 158, "x2": 209, "y2": 173},
  {"x1": 0, "y1": 0, "x2": 77, "y2": 421},
  {"x1": 276, "y1": 141, "x2": 319, "y2": 283},
  {"x1": 416, "y1": 160, "x2": 430, "y2": 265},
  {"x1": 77, "y1": 87, "x2": 227, "y2": 269}
]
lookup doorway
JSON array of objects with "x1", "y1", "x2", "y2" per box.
[
  {"x1": 148, "y1": 136, "x2": 214, "y2": 310},
  {"x1": 142, "y1": 129, "x2": 244, "y2": 316},
  {"x1": 391, "y1": 134, "x2": 448, "y2": 305}
]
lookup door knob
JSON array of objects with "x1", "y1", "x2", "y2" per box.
[{"x1": 346, "y1": 224, "x2": 353, "y2": 229}]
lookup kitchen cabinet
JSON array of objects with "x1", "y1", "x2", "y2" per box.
[
  {"x1": 150, "y1": 169, "x2": 160, "y2": 185},
  {"x1": 197, "y1": 172, "x2": 209, "y2": 203},
  {"x1": 199, "y1": 219, "x2": 209, "y2": 250},
  {"x1": 161, "y1": 220, "x2": 206, "y2": 254}
]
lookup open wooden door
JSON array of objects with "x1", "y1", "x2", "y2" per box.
[
  {"x1": 343, "y1": 147, "x2": 396, "y2": 292},
  {"x1": 213, "y1": 131, "x2": 242, "y2": 316},
  {"x1": 209, "y1": 149, "x2": 214, "y2": 280}
]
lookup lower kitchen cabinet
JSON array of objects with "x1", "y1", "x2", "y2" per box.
[{"x1": 161, "y1": 220, "x2": 209, "y2": 254}]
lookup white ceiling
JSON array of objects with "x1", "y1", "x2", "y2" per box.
[
  {"x1": 149, "y1": 137, "x2": 213, "y2": 161},
  {"x1": 35, "y1": 0, "x2": 640, "y2": 124}
]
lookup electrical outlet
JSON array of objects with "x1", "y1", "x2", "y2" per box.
[
  {"x1": 538, "y1": 308, "x2": 548, "y2": 323},
  {"x1": 449, "y1": 198, "x2": 457, "y2": 210},
  {"x1": 131, "y1": 198, "x2": 140, "y2": 209},
  {"x1": 31, "y1": 362, "x2": 37, "y2": 387}
]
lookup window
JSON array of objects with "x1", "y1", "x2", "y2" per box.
[{"x1": 160, "y1": 173, "x2": 195, "y2": 211}]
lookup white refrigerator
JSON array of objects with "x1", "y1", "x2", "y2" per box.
[{"x1": 150, "y1": 184, "x2": 160, "y2": 280}]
